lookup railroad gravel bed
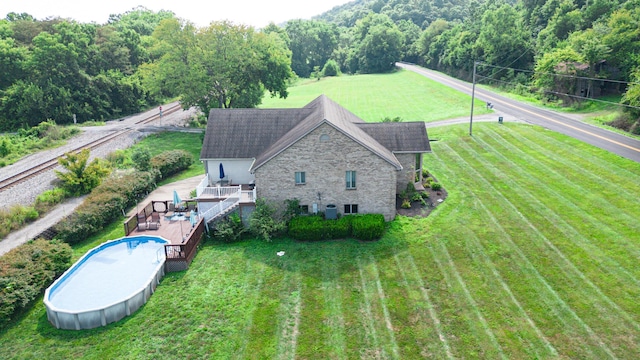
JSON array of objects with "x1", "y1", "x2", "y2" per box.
[{"x1": 0, "y1": 103, "x2": 198, "y2": 210}]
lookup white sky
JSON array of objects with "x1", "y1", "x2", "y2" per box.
[{"x1": 0, "y1": 0, "x2": 353, "y2": 28}]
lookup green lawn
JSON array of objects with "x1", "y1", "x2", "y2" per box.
[
  {"x1": 260, "y1": 70, "x2": 491, "y2": 122},
  {"x1": 128, "y1": 131, "x2": 205, "y2": 184},
  {"x1": 2, "y1": 122, "x2": 639, "y2": 359}
]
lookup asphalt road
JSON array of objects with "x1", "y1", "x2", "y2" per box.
[{"x1": 398, "y1": 63, "x2": 640, "y2": 164}]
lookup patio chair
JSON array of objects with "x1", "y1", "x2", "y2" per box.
[
  {"x1": 166, "y1": 202, "x2": 175, "y2": 218},
  {"x1": 137, "y1": 214, "x2": 148, "y2": 231},
  {"x1": 148, "y1": 212, "x2": 161, "y2": 230},
  {"x1": 147, "y1": 220, "x2": 159, "y2": 230}
]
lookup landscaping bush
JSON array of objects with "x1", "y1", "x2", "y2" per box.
[
  {"x1": 150, "y1": 150, "x2": 193, "y2": 179},
  {"x1": 131, "y1": 148, "x2": 151, "y2": 172},
  {"x1": 431, "y1": 182, "x2": 442, "y2": 191},
  {"x1": 326, "y1": 216, "x2": 353, "y2": 239},
  {"x1": 55, "y1": 170, "x2": 158, "y2": 244},
  {"x1": 0, "y1": 239, "x2": 72, "y2": 327},
  {"x1": 288, "y1": 216, "x2": 325, "y2": 241},
  {"x1": 352, "y1": 214, "x2": 386, "y2": 241},
  {"x1": 213, "y1": 213, "x2": 245, "y2": 243},
  {"x1": 288, "y1": 215, "x2": 362, "y2": 241},
  {"x1": 249, "y1": 198, "x2": 286, "y2": 242}
]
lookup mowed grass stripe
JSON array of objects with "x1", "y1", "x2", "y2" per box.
[
  {"x1": 428, "y1": 237, "x2": 508, "y2": 359},
  {"x1": 440, "y1": 138, "x2": 623, "y2": 358},
  {"x1": 320, "y1": 255, "x2": 347, "y2": 360},
  {"x1": 392, "y1": 249, "x2": 454, "y2": 359},
  {"x1": 482, "y1": 125, "x2": 640, "y2": 238},
  {"x1": 479, "y1": 127, "x2": 640, "y2": 287},
  {"x1": 368, "y1": 254, "x2": 401, "y2": 359},
  {"x1": 455, "y1": 136, "x2": 640, "y2": 348},
  {"x1": 397, "y1": 209, "x2": 495, "y2": 358},
  {"x1": 356, "y1": 256, "x2": 387, "y2": 358},
  {"x1": 433, "y1": 140, "x2": 617, "y2": 358},
  {"x1": 275, "y1": 272, "x2": 302, "y2": 360},
  {"x1": 456, "y1": 217, "x2": 559, "y2": 358},
  {"x1": 504, "y1": 124, "x2": 640, "y2": 194},
  {"x1": 473, "y1": 127, "x2": 640, "y2": 324},
  {"x1": 434, "y1": 221, "x2": 547, "y2": 359},
  {"x1": 487, "y1": 125, "x2": 640, "y2": 235},
  {"x1": 356, "y1": 255, "x2": 405, "y2": 359}
]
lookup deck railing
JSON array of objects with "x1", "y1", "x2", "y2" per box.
[
  {"x1": 164, "y1": 216, "x2": 204, "y2": 265},
  {"x1": 199, "y1": 185, "x2": 243, "y2": 199},
  {"x1": 242, "y1": 188, "x2": 257, "y2": 202},
  {"x1": 195, "y1": 176, "x2": 208, "y2": 198},
  {"x1": 200, "y1": 188, "x2": 242, "y2": 223}
]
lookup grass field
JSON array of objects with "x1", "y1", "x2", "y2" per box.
[
  {"x1": 128, "y1": 131, "x2": 205, "y2": 184},
  {"x1": 260, "y1": 69, "x2": 491, "y2": 122},
  {"x1": 1, "y1": 121, "x2": 639, "y2": 359}
]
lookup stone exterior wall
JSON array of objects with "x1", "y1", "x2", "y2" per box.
[
  {"x1": 395, "y1": 153, "x2": 421, "y2": 193},
  {"x1": 254, "y1": 123, "x2": 398, "y2": 221}
]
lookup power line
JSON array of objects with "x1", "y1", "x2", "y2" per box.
[
  {"x1": 475, "y1": 73, "x2": 640, "y2": 111},
  {"x1": 478, "y1": 61, "x2": 640, "y2": 87},
  {"x1": 476, "y1": 49, "x2": 532, "y2": 79}
]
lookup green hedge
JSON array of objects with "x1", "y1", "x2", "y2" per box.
[
  {"x1": 288, "y1": 214, "x2": 384, "y2": 241},
  {"x1": 352, "y1": 214, "x2": 386, "y2": 241},
  {"x1": 0, "y1": 239, "x2": 72, "y2": 327},
  {"x1": 55, "y1": 170, "x2": 158, "y2": 244},
  {"x1": 150, "y1": 150, "x2": 193, "y2": 179}
]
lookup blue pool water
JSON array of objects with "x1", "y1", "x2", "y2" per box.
[{"x1": 45, "y1": 236, "x2": 168, "y2": 329}]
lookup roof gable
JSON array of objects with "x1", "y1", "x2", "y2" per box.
[{"x1": 251, "y1": 95, "x2": 403, "y2": 171}]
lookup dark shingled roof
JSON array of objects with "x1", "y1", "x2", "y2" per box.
[
  {"x1": 357, "y1": 122, "x2": 431, "y2": 153},
  {"x1": 200, "y1": 95, "x2": 431, "y2": 171},
  {"x1": 200, "y1": 108, "x2": 311, "y2": 159}
]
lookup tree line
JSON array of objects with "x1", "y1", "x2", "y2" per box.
[
  {"x1": 303, "y1": 0, "x2": 640, "y2": 132},
  {"x1": 2, "y1": 1, "x2": 639, "y2": 133},
  {"x1": 0, "y1": 7, "x2": 294, "y2": 131}
]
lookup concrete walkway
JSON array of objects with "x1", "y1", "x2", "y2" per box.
[
  {"x1": 0, "y1": 196, "x2": 86, "y2": 256},
  {"x1": 0, "y1": 175, "x2": 204, "y2": 256},
  {"x1": 126, "y1": 175, "x2": 204, "y2": 217}
]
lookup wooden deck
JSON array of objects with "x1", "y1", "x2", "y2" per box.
[{"x1": 128, "y1": 214, "x2": 197, "y2": 244}]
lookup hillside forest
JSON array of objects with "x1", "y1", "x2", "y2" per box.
[{"x1": 1, "y1": 0, "x2": 639, "y2": 133}]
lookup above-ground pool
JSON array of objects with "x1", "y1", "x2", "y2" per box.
[{"x1": 44, "y1": 235, "x2": 168, "y2": 330}]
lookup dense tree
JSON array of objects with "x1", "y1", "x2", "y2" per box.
[
  {"x1": 55, "y1": 149, "x2": 111, "y2": 196},
  {"x1": 285, "y1": 20, "x2": 339, "y2": 78},
  {"x1": 143, "y1": 19, "x2": 293, "y2": 113},
  {"x1": 476, "y1": 4, "x2": 533, "y2": 75},
  {"x1": 533, "y1": 46, "x2": 584, "y2": 102}
]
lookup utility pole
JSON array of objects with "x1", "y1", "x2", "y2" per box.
[{"x1": 469, "y1": 61, "x2": 478, "y2": 136}]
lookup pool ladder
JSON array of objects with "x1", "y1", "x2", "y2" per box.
[{"x1": 154, "y1": 247, "x2": 164, "y2": 263}]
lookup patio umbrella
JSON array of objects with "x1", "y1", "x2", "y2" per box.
[
  {"x1": 189, "y1": 211, "x2": 197, "y2": 227},
  {"x1": 219, "y1": 162, "x2": 225, "y2": 180},
  {"x1": 173, "y1": 190, "x2": 182, "y2": 208}
]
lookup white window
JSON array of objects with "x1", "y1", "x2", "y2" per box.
[
  {"x1": 295, "y1": 171, "x2": 306, "y2": 185},
  {"x1": 344, "y1": 204, "x2": 358, "y2": 214},
  {"x1": 346, "y1": 170, "x2": 356, "y2": 189}
]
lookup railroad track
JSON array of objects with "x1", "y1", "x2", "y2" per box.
[{"x1": 0, "y1": 104, "x2": 182, "y2": 192}]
